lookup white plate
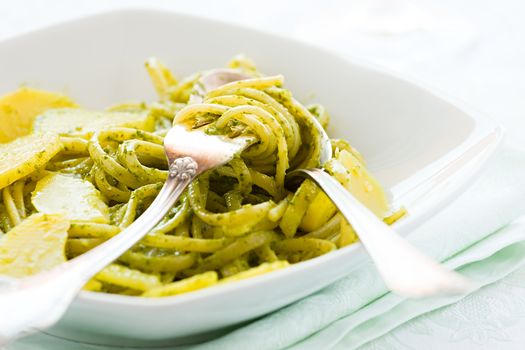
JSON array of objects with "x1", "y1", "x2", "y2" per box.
[{"x1": 0, "y1": 8, "x2": 502, "y2": 347}]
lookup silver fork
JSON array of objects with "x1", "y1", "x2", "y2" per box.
[
  {"x1": 0, "y1": 124, "x2": 254, "y2": 345},
  {"x1": 287, "y1": 121, "x2": 476, "y2": 298}
]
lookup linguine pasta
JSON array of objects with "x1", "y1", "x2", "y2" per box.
[{"x1": 0, "y1": 56, "x2": 404, "y2": 297}]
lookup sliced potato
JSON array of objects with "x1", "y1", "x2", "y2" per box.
[
  {"x1": 299, "y1": 191, "x2": 337, "y2": 232},
  {"x1": 0, "y1": 132, "x2": 62, "y2": 189},
  {"x1": 326, "y1": 149, "x2": 389, "y2": 218},
  {"x1": 34, "y1": 108, "x2": 154, "y2": 137},
  {"x1": 0, "y1": 87, "x2": 77, "y2": 143},
  {"x1": 0, "y1": 213, "x2": 69, "y2": 277},
  {"x1": 32, "y1": 173, "x2": 109, "y2": 223}
]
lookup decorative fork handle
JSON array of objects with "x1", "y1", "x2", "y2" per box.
[
  {"x1": 0, "y1": 157, "x2": 198, "y2": 345},
  {"x1": 291, "y1": 168, "x2": 477, "y2": 298}
]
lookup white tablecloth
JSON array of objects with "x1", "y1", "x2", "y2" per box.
[{"x1": 2, "y1": 1, "x2": 525, "y2": 348}]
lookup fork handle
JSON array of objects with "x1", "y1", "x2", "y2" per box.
[
  {"x1": 292, "y1": 168, "x2": 476, "y2": 298},
  {"x1": 0, "y1": 157, "x2": 198, "y2": 345}
]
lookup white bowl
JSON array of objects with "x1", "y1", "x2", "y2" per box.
[{"x1": 0, "y1": 9, "x2": 502, "y2": 347}]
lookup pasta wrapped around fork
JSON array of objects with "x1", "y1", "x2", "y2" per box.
[{"x1": 0, "y1": 56, "x2": 404, "y2": 297}]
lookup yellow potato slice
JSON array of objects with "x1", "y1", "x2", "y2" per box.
[
  {"x1": 301, "y1": 149, "x2": 390, "y2": 231},
  {"x1": 0, "y1": 87, "x2": 77, "y2": 143},
  {"x1": 327, "y1": 149, "x2": 389, "y2": 218},
  {"x1": 32, "y1": 173, "x2": 110, "y2": 223},
  {"x1": 34, "y1": 108, "x2": 154, "y2": 137},
  {"x1": 0, "y1": 132, "x2": 62, "y2": 189},
  {"x1": 299, "y1": 191, "x2": 337, "y2": 232},
  {"x1": 0, "y1": 213, "x2": 69, "y2": 277}
]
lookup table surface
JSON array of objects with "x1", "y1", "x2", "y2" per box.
[{"x1": 2, "y1": 1, "x2": 525, "y2": 349}]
